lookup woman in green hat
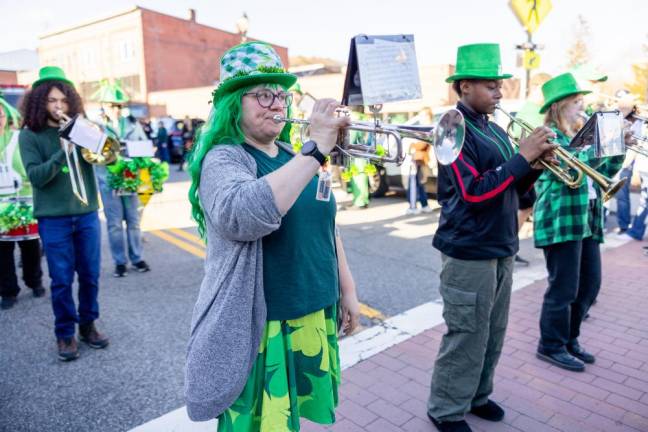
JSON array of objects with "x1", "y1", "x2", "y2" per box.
[
  {"x1": 0, "y1": 94, "x2": 44, "y2": 309},
  {"x1": 184, "y1": 41, "x2": 360, "y2": 431},
  {"x1": 533, "y1": 72, "x2": 625, "y2": 372}
]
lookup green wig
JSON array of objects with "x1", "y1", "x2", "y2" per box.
[{"x1": 188, "y1": 84, "x2": 293, "y2": 239}]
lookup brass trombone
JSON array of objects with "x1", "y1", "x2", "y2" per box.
[
  {"x1": 56, "y1": 111, "x2": 121, "y2": 205},
  {"x1": 272, "y1": 108, "x2": 466, "y2": 166},
  {"x1": 496, "y1": 106, "x2": 626, "y2": 202}
]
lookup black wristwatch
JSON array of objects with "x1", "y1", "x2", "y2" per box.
[{"x1": 301, "y1": 140, "x2": 326, "y2": 165}]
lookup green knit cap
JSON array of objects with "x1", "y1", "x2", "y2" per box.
[
  {"x1": 539, "y1": 72, "x2": 591, "y2": 114},
  {"x1": 212, "y1": 41, "x2": 297, "y2": 100},
  {"x1": 446, "y1": 43, "x2": 513, "y2": 83}
]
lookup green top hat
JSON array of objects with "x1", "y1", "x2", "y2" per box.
[
  {"x1": 212, "y1": 41, "x2": 297, "y2": 100},
  {"x1": 539, "y1": 72, "x2": 591, "y2": 114},
  {"x1": 32, "y1": 66, "x2": 74, "y2": 89},
  {"x1": 569, "y1": 63, "x2": 608, "y2": 83},
  {"x1": 93, "y1": 79, "x2": 130, "y2": 105},
  {"x1": 446, "y1": 43, "x2": 513, "y2": 83}
]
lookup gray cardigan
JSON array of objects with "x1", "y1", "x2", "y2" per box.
[{"x1": 184, "y1": 144, "x2": 282, "y2": 421}]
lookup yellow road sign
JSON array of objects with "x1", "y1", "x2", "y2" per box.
[
  {"x1": 523, "y1": 50, "x2": 541, "y2": 69},
  {"x1": 509, "y1": 0, "x2": 552, "y2": 34}
]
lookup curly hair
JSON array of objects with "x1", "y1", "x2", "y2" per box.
[{"x1": 20, "y1": 81, "x2": 85, "y2": 132}]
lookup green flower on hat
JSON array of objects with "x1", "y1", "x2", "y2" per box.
[
  {"x1": 446, "y1": 43, "x2": 513, "y2": 83},
  {"x1": 32, "y1": 66, "x2": 74, "y2": 89},
  {"x1": 212, "y1": 41, "x2": 297, "y2": 100},
  {"x1": 539, "y1": 72, "x2": 591, "y2": 114}
]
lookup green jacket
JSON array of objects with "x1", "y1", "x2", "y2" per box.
[
  {"x1": 533, "y1": 126, "x2": 623, "y2": 248},
  {"x1": 19, "y1": 127, "x2": 98, "y2": 217}
]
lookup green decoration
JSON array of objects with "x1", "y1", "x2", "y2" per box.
[
  {"x1": 106, "y1": 157, "x2": 169, "y2": 193},
  {"x1": 0, "y1": 201, "x2": 36, "y2": 233}
]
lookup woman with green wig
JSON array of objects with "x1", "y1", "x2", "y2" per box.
[
  {"x1": 184, "y1": 42, "x2": 360, "y2": 431},
  {"x1": 0, "y1": 94, "x2": 44, "y2": 309}
]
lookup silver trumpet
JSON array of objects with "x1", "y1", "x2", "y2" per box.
[{"x1": 272, "y1": 108, "x2": 465, "y2": 166}]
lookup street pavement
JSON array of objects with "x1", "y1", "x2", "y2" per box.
[{"x1": 0, "y1": 169, "x2": 646, "y2": 431}]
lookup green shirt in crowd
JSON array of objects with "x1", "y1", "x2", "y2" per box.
[
  {"x1": 19, "y1": 126, "x2": 98, "y2": 217},
  {"x1": 533, "y1": 126, "x2": 623, "y2": 248},
  {"x1": 244, "y1": 143, "x2": 339, "y2": 321}
]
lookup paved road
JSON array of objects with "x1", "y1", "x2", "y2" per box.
[{"x1": 0, "y1": 170, "x2": 617, "y2": 432}]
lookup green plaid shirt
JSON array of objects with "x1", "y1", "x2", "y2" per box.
[{"x1": 533, "y1": 127, "x2": 623, "y2": 248}]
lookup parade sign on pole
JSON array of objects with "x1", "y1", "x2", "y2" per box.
[{"x1": 509, "y1": 0, "x2": 552, "y2": 34}]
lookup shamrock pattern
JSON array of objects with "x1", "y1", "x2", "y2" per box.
[{"x1": 218, "y1": 305, "x2": 340, "y2": 432}]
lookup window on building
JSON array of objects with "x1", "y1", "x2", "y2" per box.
[{"x1": 118, "y1": 40, "x2": 135, "y2": 62}]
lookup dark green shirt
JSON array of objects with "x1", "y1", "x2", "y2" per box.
[
  {"x1": 244, "y1": 144, "x2": 338, "y2": 320},
  {"x1": 19, "y1": 127, "x2": 99, "y2": 217}
]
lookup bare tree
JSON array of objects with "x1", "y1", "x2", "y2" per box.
[{"x1": 566, "y1": 15, "x2": 591, "y2": 68}]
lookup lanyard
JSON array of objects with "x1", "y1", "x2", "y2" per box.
[{"x1": 465, "y1": 118, "x2": 514, "y2": 160}]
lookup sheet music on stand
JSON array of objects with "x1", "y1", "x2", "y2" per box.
[
  {"x1": 342, "y1": 34, "x2": 422, "y2": 107},
  {"x1": 570, "y1": 111, "x2": 625, "y2": 158}
]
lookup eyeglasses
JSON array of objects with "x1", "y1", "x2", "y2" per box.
[{"x1": 243, "y1": 90, "x2": 292, "y2": 108}]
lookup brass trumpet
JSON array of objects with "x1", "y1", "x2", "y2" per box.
[
  {"x1": 273, "y1": 108, "x2": 466, "y2": 166},
  {"x1": 496, "y1": 106, "x2": 626, "y2": 202}
]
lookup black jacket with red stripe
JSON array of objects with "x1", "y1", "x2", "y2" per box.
[{"x1": 432, "y1": 102, "x2": 541, "y2": 260}]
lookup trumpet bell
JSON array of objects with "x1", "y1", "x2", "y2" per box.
[{"x1": 432, "y1": 109, "x2": 465, "y2": 165}]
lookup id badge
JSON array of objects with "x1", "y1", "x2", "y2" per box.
[{"x1": 316, "y1": 169, "x2": 332, "y2": 202}]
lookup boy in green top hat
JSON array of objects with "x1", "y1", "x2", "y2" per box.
[
  {"x1": 0, "y1": 93, "x2": 44, "y2": 310},
  {"x1": 19, "y1": 66, "x2": 109, "y2": 361},
  {"x1": 427, "y1": 43, "x2": 556, "y2": 432}
]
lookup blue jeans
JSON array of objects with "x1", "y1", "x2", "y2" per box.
[
  {"x1": 408, "y1": 163, "x2": 428, "y2": 209},
  {"x1": 38, "y1": 212, "x2": 101, "y2": 339},
  {"x1": 628, "y1": 178, "x2": 648, "y2": 240},
  {"x1": 615, "y1": 166, "x2": 633, "y2": 230},
  {"x1": 97, "y1": 172, "x2": 143, "y2": 266}
]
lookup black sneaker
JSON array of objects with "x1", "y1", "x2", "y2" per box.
[
  {"x1": 57, "y1": 337, "x2": 80, "y2": 362},
  {"x1": 1, "y1": 297, "x2": 17, "y2": 310},
  {"x1": 114, "y1": 264, "x2": 127, "y2": 277},
  {"x1": 470, "y1": 400, "x2": 505, "y2": 421},
  {"x1": 567, "y1": 342, "x2": 596, "y2": 364},
  {"x1": 514, "y1": 254, "x2": 530, "y2": 266},
  {"x1": 32, "y1": 286, "x2": 46, "y2": 298},
  {"x1": 427, "y1": 413, "x2": 472, "y2": 432},
  {"x1": 536, "y1": 349, "x2": 585, "y2": 372},
  {"x1": 133, "y1": 260, "x2": 150, "y2": 273}
]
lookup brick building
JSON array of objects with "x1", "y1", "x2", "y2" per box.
[{"x1": 37, "y1": 6, "x2": 289, "y2": 116}]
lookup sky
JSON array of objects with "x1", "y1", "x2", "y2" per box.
[{"x1": 1, "y1": 0, "x2": 646, "y2": 88}]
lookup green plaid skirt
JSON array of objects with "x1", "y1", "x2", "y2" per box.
[{"x1": 217, "y1": 305, "x2": 340, "y2": 432}]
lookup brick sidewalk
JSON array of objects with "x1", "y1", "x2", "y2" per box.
[{"x1": 303, "y1": 241, "x2": 648, "y2": 432}]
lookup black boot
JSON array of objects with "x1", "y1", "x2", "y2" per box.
[{"x1": 470, "y1": 399, "x2": 505, "y2": 421}]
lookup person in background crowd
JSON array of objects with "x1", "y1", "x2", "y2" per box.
[
  {"x1": 407, "y1": 107, "x2": 434, "y2": 215},
  {"x1": 155, "y1": 120, "x2": 170, "y2": 163}
]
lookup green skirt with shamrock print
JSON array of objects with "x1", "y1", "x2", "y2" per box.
[{"x1": 217, "y1": 305, "x2": 340, "y2": 432}]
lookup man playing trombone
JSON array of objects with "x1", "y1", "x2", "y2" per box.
[
  {"x1": 19, "y1": 67, "x2": 109, "y2": 362},
  {"x1": 427, "y1": 44, "x2": 556, "y2": 432}
]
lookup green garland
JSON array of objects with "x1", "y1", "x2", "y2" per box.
[
  {"x1": 106, "y1": 157, "x2": 169, "y2": 193},
  {"x1": 0, "y1": 201, "x2": 36, "y2": 233}
]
